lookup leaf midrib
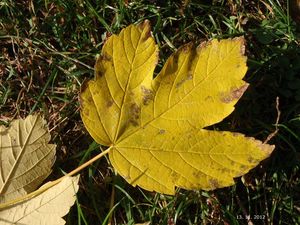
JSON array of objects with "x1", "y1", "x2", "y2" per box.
[{"x1": 113, "y1": 26, "x2": 147, "y2": 142}]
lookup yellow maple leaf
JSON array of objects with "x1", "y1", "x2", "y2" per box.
[{"x1": 80, "y1": 21, "x2": 274, "y2": 194}]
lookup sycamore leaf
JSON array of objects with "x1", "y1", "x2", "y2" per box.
[
  {"x1": 0, "y1": 115, "x2": 56, "y2": 203},
  {"x1": 80, "y1": 21, "x2": 275, "y2": 194},
  {"x1": 0, "y1": 176, "x2": 79, "y2": 225}
]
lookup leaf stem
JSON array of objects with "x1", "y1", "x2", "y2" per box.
[{"x1": 0, "y1": 147, "x2": 112, "y2": 210}]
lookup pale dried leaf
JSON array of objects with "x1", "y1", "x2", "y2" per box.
[
  {"x1": 0, "y1": 176, "x2": 79, "y2": 225},
  {"x1": 0, "y1": 115, "x2": 56, "y2": 203}
]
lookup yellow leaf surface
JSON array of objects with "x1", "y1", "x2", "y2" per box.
[
  {"x1": 0, "y1": 176, "x2": 79, "y2": 225},
  {"x1": 80, "y1": 21, "x2": 275, "y2": 194},
  {"x1": 0, "y1": 115, "x2": 56, "y2": 203}
]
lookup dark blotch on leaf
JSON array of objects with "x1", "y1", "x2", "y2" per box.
[
  {"x1": 141, "y1": 86, "x2": 154, "y2": 105},
  {"x1": 96, "y1": 71, "x2": 103, "y2": 78},
  {"x1": 209, "y1": 178, "x2": 220, "y2": 189},
  {"x1": 139, "y1": 20, "x2": 152, "y2": 42},
  {"x1": 181, "y1": 43, "x2": 193, "y2": 53},
  {"x1": 129, "y1": 103, "x2": 140, "y2": 127},
  {"x1": 247, "y1": 156, "x2": 258, "y2": 164},
  {"x1": 192, "y1": 171, "x2": 201, "y2": 179},
  {"x1": 240, "y1": 165, "x2": 248, "y2": 171},
  {"x1": 220, "y1": 84, "x2": 249, "y2": 103},
  {"x1": 80, "y1": 79, "x2": 90, "y2": 95},
  {"x1": 187, "y1": 73, "x2": 193, "y2": 80},
  {"x1": 159, "y1": 129, "x2": 165, "y2": 134},
  {"x1": 176, "y1": 74, "x2": 193, "y2": 89},
  {"x1": 219, "y1": 168, "x2": 230, "y2": 174},
  {"x1": 176, "y1": 79, "x2": 185, "y2": 88},
  {"x1": 106, "y1": 100, "x2": 114, "y2": 108},
  {"x1": 171, "y1": 171, "x2": 179, "y2": 181},
  {"x1": 100, "y1": 53, "x2": 112, "y2": 61},
  {"x1": 84, "y1": 110, "x2": 89, "y2": 117},
  {"x1": 79, "y1": 80, "x2": 93, "y2": 107}
]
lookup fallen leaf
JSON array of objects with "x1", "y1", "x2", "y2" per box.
[
  {"x1": 0, "y1": 176, "x2": 79, "y2": 225},
  {"x1": 80, "y1": 21, "x2": 275, "y2": 194},
  {"x1": 0, "y1": 115, "x2": 56, "y2": 203}
]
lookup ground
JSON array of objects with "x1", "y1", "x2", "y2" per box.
[{"x1": 0, "y1": 0, "x2": 300, "y2": 224}]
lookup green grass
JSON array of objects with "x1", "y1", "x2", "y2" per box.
[{"x1": 1, "y1": 0, "x2": 300, "y2": 224}]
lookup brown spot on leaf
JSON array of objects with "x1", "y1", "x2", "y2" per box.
[
  {"x1": 220, "y1": 84, "x2": 249, "y2": 103},
  {"x1": 87, "y1": 96, "x2": 93, "y2": 103},
  {"x1": 176, "y1": 79, "x2": 185, "y2": 88},
  {"x1": 129, "y1": 103, "x2": 140, "y2": 127},
  {"x1": 232, "y1": 132, "x2": 240, "y2": 136},
  {"x1": 218, "y1": 168, "x2": 230, "y2": 174},
  {"x1": 138, "y1": 19, "x2": 150, "y2": 30},
  {"x1": 187, "y1": 73, "x2": 193, "y2": 80},
  {"x1": 96, "y1": 70, "x2": 103, "y2": 77},
  {"x1": 129, "y1": 120, "x2": 139, "y2": 127},
  {"x1": 84, "y1": 109, "x2": 89, "y2": 117},
  {"x1": 165, "y1": 56, "x2": 179, "y2": 75},
  {"x1": 80, "y1": 79, "x2": 90, "y2": 94},
  {"x1": 176, "y1": 73, "x2": 194, "y2": 89},
  {"x1": 209, "y1": 178, "x2": 220, "y2": 189},
  {"x1": 141, "y1": 31, "x2": 151, "y2": 42},
  {"x1": 138, "y1": 20, "x2": 152, "y2": 42},
  {"x1": 180, "y1": 42, "x2": 193, "y2": 53},
  {"x1": 171, "y1": 171, "x2": 179, "y2": 181},
  {"x1": 230, "y1": 37, "x2": 246, "y2": 55},
  {"x1": 256, "y1": 142, "x2": 275, "y2": 155},
  {"x1": 106, "y1": 100, "x2": 114, "y2": 108},
  {"x1": 141, "y1": 86, "x2": 152, "y2": 95},
  {"x1": 247, "y1": 156, "x2": 258, "y2": 164},
  {"x1": 100, "y1": 53, "x2": 112, "y2": 61},
  {"x1": 240, "y1": 165, "x2": 248, "y2": 171},
  {"x1": 237, "y1": 37, "x2": 246, "y2": 55},
  {"x1": 95, "y1": 59, "x2": 106, "y2": 78},
  {"x1": 192, "y1": 171, "x2": 201, "y2": 179},
  {"x1": 92, "y1": 89, "x2": 100, "y2": 95},
  {"x1": 78, "y1": 79, "x2": 90, "y2": 107},
  {"x1": 129, "y1": 91, "x2": 135, "y2": 97},
  {"x1": 11, "y1": 138, "x2": 16, "y2": 145},
  {"x1": 205, "y1": 96, "x2": 213, "y2": 101},
  {"x1": 141, "y1": 86, "x2": 154, "y2": 105},
  {"x1": 197, "y1": 40, "x2": 211, "y2": 53},
  {"x1": 173, "y1": 55, "x2": 179, "y2": 64},
  {"x1": 159, "y1": 129, "x2": 165, "y2": 134}
]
